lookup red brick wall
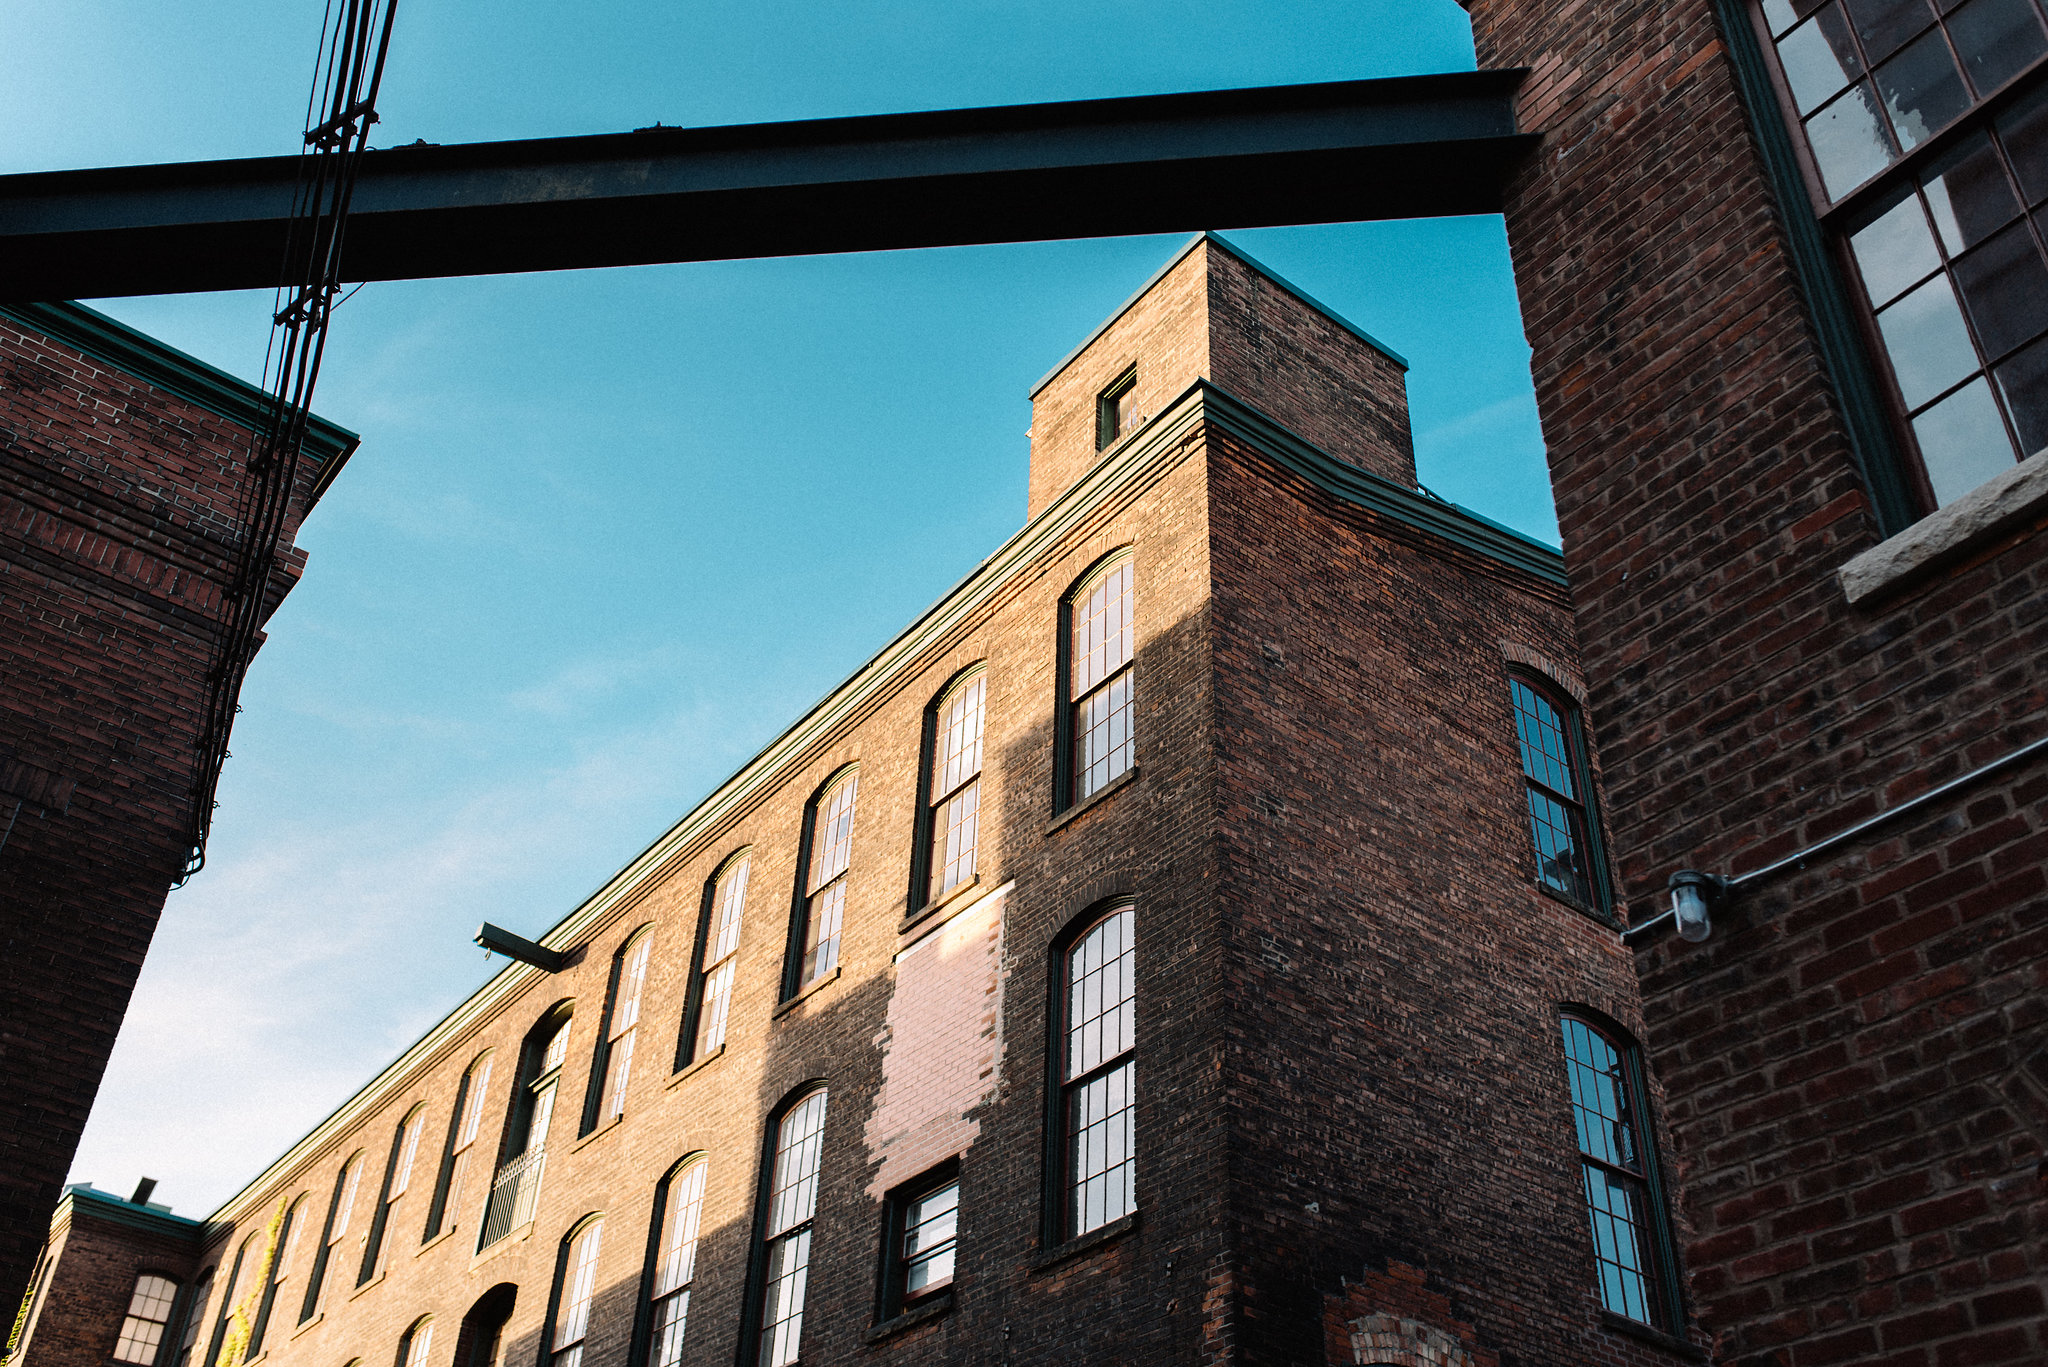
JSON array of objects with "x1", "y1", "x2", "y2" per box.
[
  {"x1": 0, "y1": 312, "x2": 334, "y2": 1320},
  {"x1": 1461, "y1": 1, "x2": 2048, "y2": 1362}
]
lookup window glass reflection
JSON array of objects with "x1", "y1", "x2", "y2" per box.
[
  {"x1": 1808, "y1": 83, "x2": 1900, "y2": 195},
  {"x1": 1952, "y1": 221, "x2": 2048, "y2": 356},
  {"x1": 1997, "y1": 86, "x2": 2048, "y2": 203},
  {"x1": 1923, "y1": 131, "x2": 2021, "y2": 250},
  {"x1": 1948, "y1": 0, "x2": 2047, "y2": 96},
  {"x1": 1995, "y1": 333, "x2": 2048, "y2": 454},
  {"x1": 1852, "y1": 193, "x2": 1944, "y2": 303},
  {"x1": 1782, "y1": 6, "x2": 1867, "y2": 112},
  {"x1": 1877, "y1": 273, "x2": 1983, "y2": 404},
  {"x1": 1846, "y1": 0, "x2": 1936, "y2": 62},
  {"x1": 1876, "y1": 28, "x2": 1973, "y2": 148},
  {"x1": 1913, "y1": 378, "x2": 2019, "y2": 500}
]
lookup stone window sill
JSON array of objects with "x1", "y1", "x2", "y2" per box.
[
  {"x1": 1045, "y1": 766, "x2": 1139, "y2": 835},
  {"x1": 1599, "y1": 1310, "x2": 1703, "y2": 1360},
  {"x1": 571, "y1": 1114, "x2": 624, "y2": 1153},
  {"x1": 864, "y1": 1290, "x2": 955, "y2": 1343},
  {"x1": 289, "y1": 1313, "x2": 323, "y2": 1341},
  {"x1": 468, "y1": 1220, "x2": 533, "y2": 1270},
  {"x1": 774, "y1": 966, "x2": 842, "y2": 1018},
  {"x1": 1838, "y1": 447, "x2": 2048, "y2": 606},
  {"x1": 901, "y1": 874, "x2": 982, "y2": 935},
  {"x1": 416, "y1": 1225, "x2": 459, "y2": 1258},
  {"x1": 1029, "y1": 1210, "x2": 1139, "y2": 1274},
  {"x1": 668, "y1": 1043, "x2": 726, "y2": 1088},
  {"x1": 347, "y1": 1271, "x2": 384, "y2": 1302}
]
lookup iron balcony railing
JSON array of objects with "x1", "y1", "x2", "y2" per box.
[{"x1": 479, "y1": 1147, "x2": 546, "y2": 1249}]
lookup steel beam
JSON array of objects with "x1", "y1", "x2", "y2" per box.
[{"x1": 0, "y1": 72, "x2": 1535, "y2": 300}]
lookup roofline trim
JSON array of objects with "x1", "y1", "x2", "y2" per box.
[
  {"x1": 0, "y1": 300, "x2": 361, "y2": 504},
  {"x1": 55, "y1": 1185, "x2": 207, "y2": 1239},
  {"x1": 203, "y1": 378, "x2": 1557, "y2": 1226},
  {"x1": 1026, "y1": 231, "x2": 1409, "y2": 400}
]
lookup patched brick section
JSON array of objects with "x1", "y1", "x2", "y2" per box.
[
  {"x1": 1323, "y1": 1262, "x2": 1497, "y2": 1367},
  {"x1": 0, "y1": 312, "x2": 342, "y2": 1316},
  {"x1": 861, "y1": 888, "x2": 1007, "y2": 1197},
  {"x1": 1462, "y1": 0, "x2": 2048, "y2": 1363}
]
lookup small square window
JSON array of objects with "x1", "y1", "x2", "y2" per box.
[
  {"x1": 879, "y1": 1166, "x2": 959, "y2": 1320},
  {"x1": 1096, "y1": 369, "x2": 1139, "y2": 450}
]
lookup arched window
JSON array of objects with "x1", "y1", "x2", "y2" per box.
[
  {"x1": 1559, "y1": 1013, "x2": 1680, "y2": 1332},
  {"x1": 755, "y1": 1089, "x2": 828, "y2": 1367},
  {"x1": 786, "y1": 770, "x2": 858, "y2": 997},
  {"x1": 1509, "y1": 674, "x2": 1608, "y2": 914},
  {"x1": 360, "y1": 1104, "x2": 427, "y2": 1283},
  {"x1": 680, "y1": 852, "x2": 750, "y2": 1068},
  {"x1": 113, "y1": 1273, "x2": 179, "y2": 1364},
  {"x1": 480, "y1": 1006, "x2": 572, "y2": 1250},
  {"x1": 300, "y1": 1153, "x2": 364, "y2": 1321},
  {"x1": 246, "y1": 1196, "x2": 306, "y2": 1355},
  {"x1": 453, "y1": 1284, "x2": 516, "y2": 1367},
  {"x1": 397, "y1": 1315, "x2": 434, "y2": 1367},
  {"x1": 202, "y1": 1237, "x2": 252, "y2": 1367},
  {"x1": 1058, "y1": 553, "x2": 1135, "y2": 810},
  {"x1": 583, "y1": 928, "x2": 653, "y2": 1133},
  {"x1": 546, "y1": 1218, "x2": 604, "y2": 1367},
  {"x1": 643, "y1": 1158, "x2": 708, "y2": 1367},
  {"x1": 425, "y1": 1051, "x2": 494, "y2": 1242},
  {"x1": 913, "y1": 669, "x2": 986, "y2": 910},
  {"x1": 1055, "y1": 904, "x2": 1136, "y2": 1239},
  {"x1": 173, "y1": 1265, "x2": 213, "y2": 1367}
]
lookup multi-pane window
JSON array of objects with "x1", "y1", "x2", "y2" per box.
[
  {"x1": 301, "y1": 1154, "x2": 362, "y2": 1319},
  {"x1": 1560, "y1": 1015, "x2": 1678, "y2": 1332},
  {"x1": 113, "y1": 1274, "x2": 179, "y2": 1364},
  {"x1": 399, "y1": 1317, "x2": 433, "y2": 1367},
  {"x1": 1753, "y1": 0, "x2": 2048, "y2": 506},
  {"x1": 692, "y1": 856, "x2": 749, "y2": 1060},
  {"x1": 247, "y1": 1197, "x2": 303, "y2": 1356},
  {"x1": 551, "y1": 1221, "x2": 603, "y2": 1367},
  {"x1": 1066, "y1": 557, "x2": 1136, "y2": 805},
  {"x1": 895, "y1": 1179, "x2": 960, "y2": 1307},
  {"x1": 1060, "y1": 906, "x2": 1136, "y2": 1238},
  {"x1": 481, "y1": 1013, "x2": 570, "y2": 1250},
  {"x1": 427, "y1": 1052, "x2": 492, "y2": 1241},
  {"x1": 596, "y1": 931, "x2": 652, "y2": 1125},
  {"x1": 361, "y1": 1107, "x2": 425, "y2": 1283},
  {"x1": 647, "y1": 1160, "x2": 709, "y2": 1367},
  {"x1": 1510, "y1": 677, "x2": 1604, "y2": 912},
  {"x1": 760, "y1": 1090, "x2": 828, "y2": 1367},
  {"x1": 795, "y1": 773, "x2": 858, "y2": 990},
  {"x1": 924, "y1": 672, "x2": 986, "y2": 905},
  {"x1": 201, "y1": 1240, "x2": 250, "y2": 1367},
  {"x1": 174, "y1": 1268, "x2": 212, "y2": 1367},
  {"x1": 1097, "y1": 367, "x2": 1140, "y2": 449}
]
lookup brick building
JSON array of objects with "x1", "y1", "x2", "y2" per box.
[
  {"x1": 1461, "y1": 1, "x2": 2048, "y2": 1364},
  {"x1": 10, "y1": 237, "x2": 1702, "y2": 1367},
  {"x1": 0, "y1": 304, "x2": 357, "y2": 1329}
]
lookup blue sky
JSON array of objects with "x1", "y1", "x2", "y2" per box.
[{"x1": 5, "y1": 0, "x2": 1555, "y2": 1211}]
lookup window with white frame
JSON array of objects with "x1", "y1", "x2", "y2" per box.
[
  {"x1": 593, "y1": 930, "x2": 652, "y2": 1127},
  {"x1": 398, "y1": 1316, "x2": 433, "y2": 1367},
  {"x1": 758, "y1": 1090, "x2": 828, "y2": 1367},
  {"x1": 792, "y1": 773, "x2": 857, "y2": 992},
  {"x1": 921, "y1": 671, "x2": 986, "y2": 907},
  {"x1": 427, "y1": 1052, "x2": 492, "y2": 1241},
  {"x1": 689, "y1": 855, "x2": 749, "y2": 1062},
  {"x1": 300, "y1": 1153, "x2": 362, "y2": 1320},
  {"x1": 646, "y1": 1159, "x2": 708, "y2": 1367},
  {"x1": 360, "y1": 1106, "x2": 425, "y2": 1283},
  {"x1": 1064, "y1": 556, "x2": 1135, "y2": 807},
  {"x1": 1059, "y1": 905, "x2": 1136, "y2": 1238},
  {"x1": 550, "y1": 1220, "x2": 604, "y2": 1367},
  {"x1": 113, "y1": 1274, "x2": 179, "y2": 1364},
  {"x1": 173, "y1": 1267, "x2": 212, "y2": 1367}
]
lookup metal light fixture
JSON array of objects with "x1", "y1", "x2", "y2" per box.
[{"x1": 1666, "y1": 870, "x2": 1728, "y2": 943}]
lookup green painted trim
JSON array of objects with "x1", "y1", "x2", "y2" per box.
[
  {"x1": 1709, "y1": 0, "x2": 1919, "y2": 536},
  {"x1": 202, "y1": 378, "x2": 1560, "y2": 1227},
  {"x1": 58, "y1": 1185, "x2": 207, "y2": 1240},
  {"x1": 1028, "y1": 231, "x2": 1409, "y2": 399},
  {"x1": 0, "y1": 301, "x2": 360, "y2": 505}
]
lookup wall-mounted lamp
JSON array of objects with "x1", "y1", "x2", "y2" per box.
[
  {"x1": 475, "y1": 921, "x2": 567, "y2": 972},
  {"x1": 1667, "y1": 870, "x2": 1729, "y2": 943}
]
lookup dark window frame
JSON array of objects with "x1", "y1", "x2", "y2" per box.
[
  {"x1": 1739, "y1": 0, "x2": 2048, "y2": 514},
  {"x1": 1041, "y1": 902, "x2": 1138, "y2": 1249},
  {"x1": 677, "y1": 849, "x2": 751, "y2": 1070},
  {"x1": 245, "y1": 1195, "x2": 304, "y2": 1357},
  {"x1": 537, "y1": 1214, "x2": 606, "y2": 1367},
  {"x1": 580, "y1": 926, "x2": 653, "y2": 1135},
  {"x1": 738, "y1": 1084, "x2": 831, "y2": 1367},
  {"x1": 629, "y1": 1153, "x2": 710, "y2": 1367},
  {"x1": 111, "y1": 1270, "x2": 182, "y2": 1367},
  {"x1": 907, "y1": 665, "x2": 988, "y2": 917},
  {"x1": 1508, "y1": 671, "x2": 1614, "y2": 922},
  {"x1": 358, "y1": 1104, "x2": 426, "y2": 1285},
  {"x1": 170, "y1": 1264, "x2": 215, "y2": 1367},
  {"x1": 1095, "y1": 366, "x2": 1138, "y2": 450},
  {"x1": 298, "y1": 1152, "x2": 364, "y2": 1322},
  {"x1": 781, "y1": 766, "x2": 859, "y2": 1001},
  {"x1": 873, "y1": 1158, "x2": 962, "y2": 1323},
  {"x1": 424, "y1": 1050, "x2": 492, "y2": 1243},
  {"x1": 1052, "y1": 549, "x2": 1136, "y2": 815},
  {"x1": 1557, "y1": 1008, "x2": 1686, "y2": 1335},
  {"x1": 201, "y1": 1239, "x2": 251, "y2": 1367}
]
